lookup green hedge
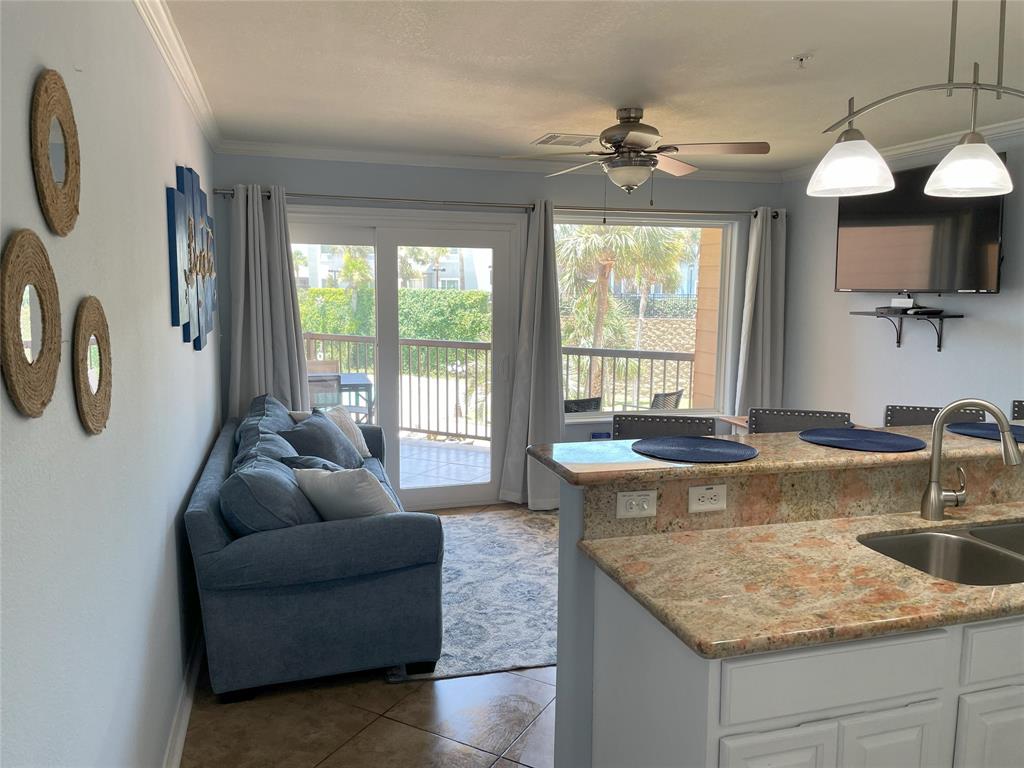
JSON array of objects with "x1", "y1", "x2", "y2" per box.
[{"x1": 298, "y1": 287, "x2": 492, "y2": 343}]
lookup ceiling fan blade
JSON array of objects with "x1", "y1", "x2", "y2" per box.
[
  {"x1": 656, "y1": 142, "x2": 771, "y2": 156},
  {"x1": 546, "y1": 160, "x2": 603, "y2": 178},
  {"x1": 501, "y1": 151, "x2": 611, "y2": 160},
  {"x1": 654, "y1": 155, "x2": 699, "y2": 177}
]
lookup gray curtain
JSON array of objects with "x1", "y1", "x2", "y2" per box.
[
  {"x1": 735, "y1": 207, "x2": 787, "y2": 415},
  {"x1": 227, "y1": 185, "x2": 309, "y2": 416},
  {"x1": 499, "y1": 200, "x2": 564, "y2": 510}
]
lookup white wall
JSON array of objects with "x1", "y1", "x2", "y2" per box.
[
  {"x1": 212, "y1": 152, "x2": 786, "y2": 416},
  {"x1": 783, "y1": 135, "x2": 1024, "y2": 425},
  {"x1": 1, "y1": 3, "x2": 220, "y2": 766}
]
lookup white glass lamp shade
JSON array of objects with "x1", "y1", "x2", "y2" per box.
[
  {"x1": 604, "y1": 158, "x2": 654, "y2": 193},
  {"x1": 925, "y1": 136, "x2": 1013, "y2": 197},
  {"x1": 806, "y1": 129, "x2": 895, "y2": 197}
]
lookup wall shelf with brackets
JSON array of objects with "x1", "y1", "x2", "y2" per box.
[{"x1": 850, "y1": 311, "x2": 964, "y2": 352}]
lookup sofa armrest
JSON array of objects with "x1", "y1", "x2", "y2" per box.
[
  {"x1": 358, "y1": 424, "x2": 385, "y2": 462},
  {"x1": 197, "y1": 512, "x2": 442, "y2": 591}
]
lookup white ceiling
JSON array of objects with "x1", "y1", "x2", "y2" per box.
[{"x1": 166, "y1": 0, "x2": 1024, "y2": 174}]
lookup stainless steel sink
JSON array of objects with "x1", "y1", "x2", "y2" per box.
[
  {"x1": 969, "y1": 523, "x2": 1024, "y2": 556},
  {"x1": 861, "y1": 529, "x2": 1024, "y2": 586}
]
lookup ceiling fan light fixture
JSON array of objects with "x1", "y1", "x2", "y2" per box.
[
  {"x1": 924, "y1": 132, "x2": 1013, "y2": 197},
  {"x1": 603, "y1": 155, "x2": 657, "y2": 193},
  {"x1": 806, "y1": 128, "x2": 895, "y2": 197}
]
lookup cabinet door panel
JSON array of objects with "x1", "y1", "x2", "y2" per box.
[
  {"x1": 954, "y1": 686, "x2": 1024, "y2": 768},
  {"x1": 720, "y1": 722, "x2": 838, "y2": 768},
  {"x1": 840, "y1": 700, "x2": 943, "y2": 768}
]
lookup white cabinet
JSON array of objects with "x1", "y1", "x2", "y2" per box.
[
  {"x1": 953, "y1": 686, "x2": 1024, "y2": 768},
  {"x1": 839, "y1": 701, "x2": 943, "y2": 768},
  {"x1": 720, "y1": 722, "x2": 839, "y2": 768}
]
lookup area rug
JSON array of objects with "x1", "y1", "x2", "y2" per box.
[{"x1": 422, "y1": 505, "x2": 558, "y2": 680}]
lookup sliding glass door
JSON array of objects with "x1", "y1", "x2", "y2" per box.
[
  {"x1": 375, "y1": 228, "x2": 513, "y2": 510},
  {"x1": 291, "y1": 209, "x2": 517, "y2": 511}
]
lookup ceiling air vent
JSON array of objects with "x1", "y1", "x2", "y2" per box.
[{"x1": 531, "y1": 133, "x2": 598, "y2": 148}]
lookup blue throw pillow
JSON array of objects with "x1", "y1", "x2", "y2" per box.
[
  {"x1": 280, "y1": 455, "x2": 345, "y2": 471},
  {"x1": 219, "y1": 457, "x2": 321, "y2": 537},
  {"x1": 277, "y1": 411, "x2": 364, "y2": 469}
]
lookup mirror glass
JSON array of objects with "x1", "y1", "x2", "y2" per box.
[
  {"x1": 87, "y1": 335, "x2": 101, "y2": 393},
  {"x1": 49, "y1": 116, "x2": 66, "y2": 186},
  {"x1": 20, "y1": 285, "x2": 41, "y2": 362}
]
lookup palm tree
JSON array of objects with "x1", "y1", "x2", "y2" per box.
[{"x1": 555, "y1": 224, "x2": 699, "y2": 395}]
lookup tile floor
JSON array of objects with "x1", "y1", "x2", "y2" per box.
[{"x1": 181, "y1": 665, "x2": 556, "y2": 768}]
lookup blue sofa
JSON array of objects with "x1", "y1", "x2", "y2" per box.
[{"x1": 184, "y1": 405, "x2": 444, "y2": 694}]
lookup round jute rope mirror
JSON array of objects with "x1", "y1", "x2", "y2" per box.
[
  {"x1": 1, "y1": 229, "x2": 61, "y2": 417},
  {"x1": 31, "y1": 68, "x2": 80, "y2": 236},
  {"x1": 73, "y1": 296, "x2": 111, "y2": 434}
]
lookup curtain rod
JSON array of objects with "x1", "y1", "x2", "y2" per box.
[{"x1": 211, "y1": 188, "x2": 758, "y2": 217}]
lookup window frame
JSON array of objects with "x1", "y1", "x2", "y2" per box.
[{"x1": 553, "y1": 212, "x2": 741, "y2": 422}]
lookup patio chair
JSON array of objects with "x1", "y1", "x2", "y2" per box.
[
  {"x1": 307, "y1": 359, "x2": 340, "y2": 374},
  {"x1": 564, "y1": 396, "x2": 602, "y2": 414},
  {"x1": 308, "y1": 377, "x2": 343, "y2": 409},
  {"x1": 613, "y1": 414, "x2": 715, "y2": 440},
  {"x1": 748, "y1": 408, "x2": 852, "y2": 434},
  {"x1": 884, "y1": 404, "x2": 985, "y2": 427},
  {"x1": 1013, "y1": 400, "x2": 1023, "y2": 420},
  {"x1": 650, "y1": 390, "x2": 683, "y2": 409}
]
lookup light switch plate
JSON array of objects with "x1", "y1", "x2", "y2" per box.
[
  {"x1": 616, "y1": 490, "x2": 657, "y2": 519},
  {"x1": 688, "y1": 484, "x2": 727, "y2": 513}
]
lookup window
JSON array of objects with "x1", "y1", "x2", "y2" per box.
[{"x1": 554, "y1": 220, "x2": 726, "y2": 413}]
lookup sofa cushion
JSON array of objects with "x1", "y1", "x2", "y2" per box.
[
  {"x1": 293, "y1": 467, "x2": 401, "y2": 521},
  {"x1": 233, "y1": 426, "x2": 298, "y2": 470},
  {"x1": 362, "y1": 457, "x2": 404, "y2": 513},
  {"x1": 248, "y1": 394, "x2": 294, "y2": 433},
  {"x1": 280, "y1": 455, "x2": 345, "y2": 471},
  {"x1": 219, "y1": 457, "x2": 321, "y2": 537},
  {"x1": 278, "y1": 411, "x2": 364, "y2": 469}
]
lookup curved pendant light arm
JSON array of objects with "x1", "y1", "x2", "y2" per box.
[{"x1": 822, "y1": 81, "x2": 1024, "y2": 134}]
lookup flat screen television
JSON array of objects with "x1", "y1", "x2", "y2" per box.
[{"x1": 835, "y1": 159, "x2": 1004, "y2": 294}]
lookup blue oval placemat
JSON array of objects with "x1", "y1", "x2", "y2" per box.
[
  {"x1": 631, "y1": 435, "x2": 759, "y2": 464},
  {"x1": 947, "y1": 421, "x2": 1024, "y2": 443},
  {"x1": 799, "y1": 427, "x2": 926, "y2": 453}
]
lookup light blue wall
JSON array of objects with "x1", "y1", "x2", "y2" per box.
[
  {"x1": 783, "y1": 135, "x2": 1024, "y2": 425},
  {"x1": 1, "y1": 2, "x2": 220, "y2": 765}
]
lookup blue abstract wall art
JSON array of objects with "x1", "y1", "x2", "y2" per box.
[{"x1": 166, "y1": 166, "x2": 217, "y2": 351}]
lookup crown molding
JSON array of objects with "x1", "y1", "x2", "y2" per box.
[
  {"x1": 782, "y1": 116, "x2": 1024, "y2": 182},
  {"x1": 216, "y1": 138, "x2": 783, "y2": 183},
  {"x1": 133, "y1": 0, "x2": 220, "y2": 145}
]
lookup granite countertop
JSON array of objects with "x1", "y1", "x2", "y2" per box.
[
  {"x1": 580, "y1": 502, "x2": 1024, "y2": 659},
  {"x1": 529, "y1": 424, "x2": 1016, "y2": 486}
]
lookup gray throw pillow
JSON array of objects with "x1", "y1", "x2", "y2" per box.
[
  {"x1": 219, "y1": 457, "x2": 321, "y2": 537},
  {"x1": 277, "y1": 410, "x2": 364, "y2": 469}
]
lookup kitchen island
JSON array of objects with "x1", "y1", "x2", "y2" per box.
[{"x1": 528, "y1": 426, "x2": 1024, "y2": 768}]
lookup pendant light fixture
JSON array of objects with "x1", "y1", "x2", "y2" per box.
[
  {"x1": 807, "y1": 99, "x2": 894, "y2": 197},
  {"x1": 925, "y1": 65, "x2": 1014, "y2": 197},
  {"x1": 810, "y1": 0, "x2": 1021, "y2": 199}
]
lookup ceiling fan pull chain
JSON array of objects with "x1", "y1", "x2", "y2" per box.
[
  {"x1": 603, "y1": 176, "x2": 608, "y2": 224},
  {"x1": 649, "y1": 169, "x2": 655, "y2": 207}
]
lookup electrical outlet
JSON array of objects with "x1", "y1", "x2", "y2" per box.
[
  {"x1": 616, "y1": 490, "x2": 657, "y2": 519},
  {"x1": 688, "y1": 484, "x2": 727, "y2": 513}
]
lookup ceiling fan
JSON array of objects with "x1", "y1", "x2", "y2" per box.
[{"x1": 507, "y1": 107, "x2": 770, "y2": 193}]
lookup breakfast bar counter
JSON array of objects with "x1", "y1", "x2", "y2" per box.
[
  {"x1": 533, "y1": 424, "x2": 1024, "y2": 767},
  {"x1": 580, "y1": 502, "x2": 1024, "y2": 659}
]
